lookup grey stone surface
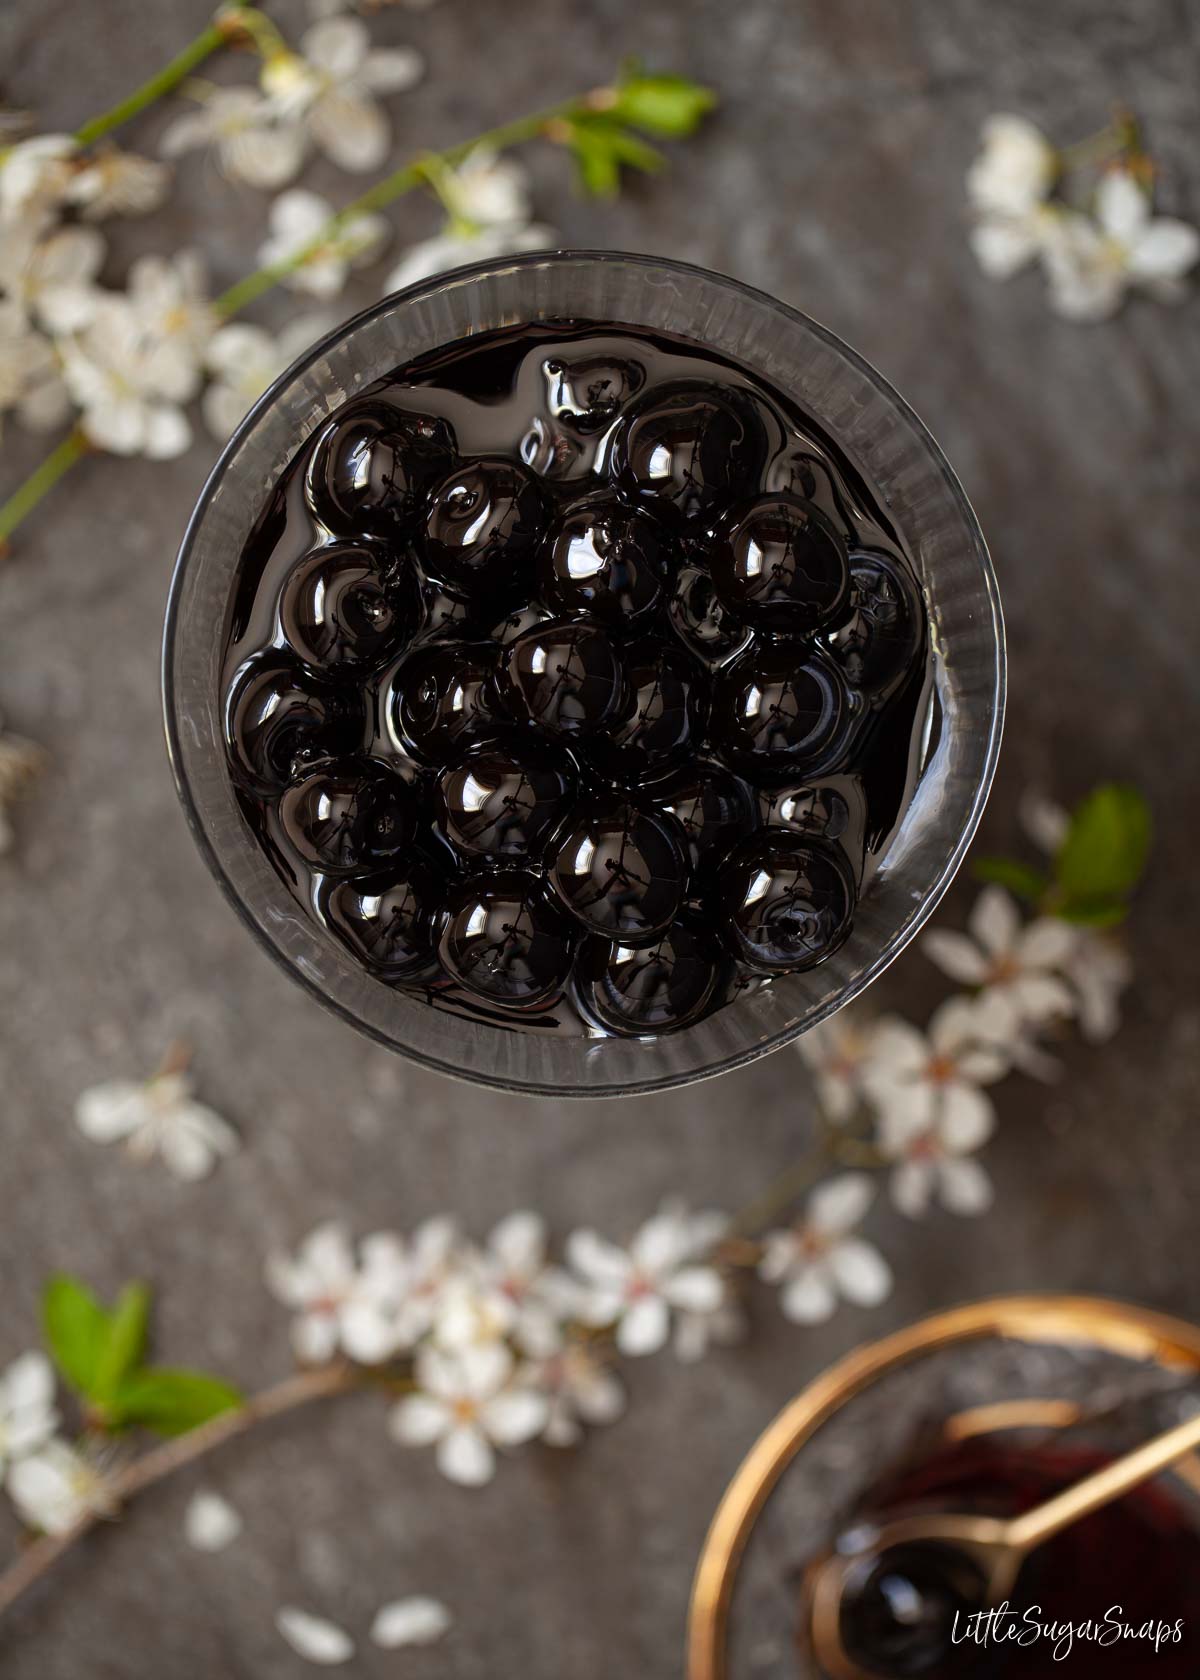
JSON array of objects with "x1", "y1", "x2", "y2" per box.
[{"x1": 1, "y1": 0, "x2": 1198, "y2": 1675}]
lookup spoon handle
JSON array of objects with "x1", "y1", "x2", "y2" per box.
[{"x1": 1006, "y1": 1406, "x2": 1200, "y2": 1551}]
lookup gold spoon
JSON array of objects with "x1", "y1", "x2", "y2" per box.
[{"x1": 807, "y1": 1404, "x2": 1200, "y2": 1679}]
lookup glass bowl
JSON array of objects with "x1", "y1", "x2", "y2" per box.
[
  {"x1": 688, "y1": 1295, "x2": 1200, "y2": 1680},
  {"x1": 163, "y1": 251, "x2": 1004, "y2": 1098}
]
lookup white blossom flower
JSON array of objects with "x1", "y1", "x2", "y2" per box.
[
  {"x1": 967, "y1": 114, "x2": 1060, "y2": 280},
  {"x1": 268, "y1": 1222, "x2": 380, "y2": 1363},
  {"x1": 759, "y1": 1174, "x2": 892, "y2": 1323},
  {"x1": 524, "y1": 1343, "x2": 626, "y2": 1448},
  {"x1": 384, "y1": 221, "x2": 556, "y2": 295},
  {"x1": 276, "y1": 1606, "x2": 355, "y2": 1666},
  {"x1": 370, "y1": 1597, "x2": 452, "y2": 1649},
  {"x1": 863, "y1": 998, "x2": 1010, "y2": 1142},
  {"x1": 1043, "y1": 168, "x2": 1200, "y2": 321},
  {"x1": 439, "y1": 148, "x2": 535, "y2": 229},
  {"x1": 261, "y1": 18, "x2": 424, "y2": 174},
  {"x1": 58, "y1": 250, "x2": 214, "y2": 458},
  {"x1": 566, "y1": 1206, "x2": 724, "y2": 1358},
  {"x1": 435, "y1": 1212, "x2": 574, "y2": 1358},
  {"x1": 258, "y1": 188, "x2": 388, "y2": 297},
  {"x1": 201, "y1": 313, "x2": 332, "y2": 440},
  {"x1": 0, "y1": 133, "x2": 76, "y2": 224},
  {"x1": 160, "y1": 86, "x2": 308, "y2": 190},
  {"x1": 0, "y1": 1352, "x2": 58, "y2": 1471},
  {"x1": 1060, "y1": 927, "x2": 1133, "y2": 1043},
  {"x1": 75, "y1": 1067, "x2": 238, "y2": 1180},
  {"x1": 8, "y1": 1439, "x2": 115, "y2": 1535},
  {"x1": 796, "y1": 1009, "x2": 886, "y2": 1123},
  {"x1": 1018, "y1": 788, "x2": 1070, "y2": 857},
  {"x1": 66, "y1": 148, "x2": 170, "y2": 219},
  {"x1": 184, "y1": 1489, "x2": 242, "y2": 1551},
  {"x1": 0, "y1": 222, "x2": 105, "y2": 333},
  {"x1": 389, "y1": 1343, "x2": 547, "y2": 1486},
  {"x1": 878, "y1": 1102, "x2": 995, "y2": 1218},
  {"x1": 924, "y1": 885, "x2": 1076, "y2": 1035},
  {"x1": 0, "y1": 713, "x2": 46, "y2": 854}
]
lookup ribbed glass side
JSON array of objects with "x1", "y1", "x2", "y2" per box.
[{"x1": 164, "y1": 252, "x2": 1004, "y2": 1097}]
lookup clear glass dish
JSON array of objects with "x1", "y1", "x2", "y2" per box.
[{"x1": 162, "y1": 251, "x2": 1004, "y2": 1098}]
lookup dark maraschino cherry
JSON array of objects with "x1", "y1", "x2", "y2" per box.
[
  {"x1": 586, "y1": 638, "x2": 709, "y2": 779},
  {"x1": 837, "y1": 1542, "x2": 988, "y2": 1679},
  {"x1": 715, "y1": 831, "x2": 855, "y2": 974},
  {"x1": 307, "y1": 401, "x2": 452, "y2": 532},
  {"x1": 667, "y1": 565, "x2": 752, "y2": 666},
  {"x1": 280, "y1": 540, "x2": 417, "y2": 670},
  {"x1": 711, "y1": 493, "x2": 849, "y2": 634},
  {"x1": 423, "y1": 458, "x2": 543, "y2": 599},
  {"x1": 279, "y1": 759, "x2": 414, "y2": 875},
  {"x1": 653, "y1": 762, "x2": 759, "y2": 879},
  {"x1": 388, "y1": 638, "x2": 501, "y2": 764},
  {"x1": 829, "y1": 551, "x2": 925, "y2": 696},
  {"x1": 550, "y1": 799, "x2": 688, "y2": 944},
  {"x1": 613, "y1": 383, "x2": 768, "y2": 526},
  {"x1": 436, "y1": 739, "x2": 575, "y2": 861},
  {"x1": 439, "y1": 872, "x2": 574, "y2": 1005},
  {"x1": 576, "y1": 912, "x2": 725, "y2": 1037},
  {"x1": 500, "y1": 620, "x2": 627, "y2": 740},
  {"x1": 223, "y1": 321, "x2": 931, "y2": 1036},
  {"x1": 712, "y1": 642, "x2": 852, "y2": 780},
  {"x1": 323, "y1": 860, "x2": 444, "y2": 982},
  {"x1": 538, "y1": 496, "x2": 668, "y2": 628},
  {"x1": 226, "y1": 657, "x2": 364, "y2": 796}
]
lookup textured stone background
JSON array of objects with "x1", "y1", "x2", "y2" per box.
[{"x1": 1, "y1": 1, "x2": 1198, "y2": 1675}]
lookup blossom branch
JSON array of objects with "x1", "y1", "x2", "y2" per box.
[
  {"x1": 71, "y1": 9, "x2": 249, "y2": 152},
  {"x1": 0, "y1": 1360, "x2": 359, "y2": 1622},
  {"x1": 0, "y1": 430, "x2": 89, "y2": 554}
]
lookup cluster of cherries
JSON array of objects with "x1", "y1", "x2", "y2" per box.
[{"x1": 224, "y1": 364, "x2": 923, "y2": 1037}]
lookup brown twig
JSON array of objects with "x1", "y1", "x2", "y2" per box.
[{"x1": 0, "y1": 1361, "x2": 358, "y2": 1622}]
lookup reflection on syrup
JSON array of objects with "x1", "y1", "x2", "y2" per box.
[{"x1": 221, "y1": 322, "x2": 933, "y2": 1038}]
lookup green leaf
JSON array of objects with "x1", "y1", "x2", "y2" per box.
[
  {"x1": 42, "y1": 1275, "x2": 112, "y2": 1400},
  {"x1": 972, "y1": 856, "x2": 1049, "y2": 903},
  {"x1": 568, "y1": 120, "x2": 663, "y2": 197},
  {"x1": 1055, "y1": 784, "x2": 1151, "y2": 905},
  {"x1": 92, "y1": 1282, "x2": 151, "y2": 1407},
  {"x1": 1054, "y1": 894, "x2": 1129, "y2": 929},
  {"x1": 611, "y1": 71, "x2": 718, "y2": 138},
  {"x1": 111, "y1": 1368, "x2": 243, "y2": 1437}
]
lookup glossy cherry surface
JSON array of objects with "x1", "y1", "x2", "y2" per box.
[
  {"x1": 436, "y1": 740, "x2": 575, "y2": 861},
  {"x1": 423, "y1": 457, "x2": 543, "y2": 598},
  {"x1": 324, "y1": 861, "x2": 443, "y2": 982},
  {"x1": 715, "y1": 830, "x2": 855, "y2": 973},
  {"x1": 500, "y1": 620, "x2": 627, "y2": 740},
  {"x1": 613, "y1": 384, "x2": 767, "y2": 525},
  {"x1": 280, "y1": 540, "x2": 416, "y2": 670},
  {"x1": 667, "y1": 564, "x2": 752, "y2": 666},
  {"x1": 586, "y1": 638, "x2": 708, "y2": 779},
  {"x1": 388, "y1": 638, "x2": 500, "y2": 763},
  {"x1": 829, "y1": 550, "x2": 926, "y2": 695},
  {"x1": 551, "y1": 799, "x2": 688, "y2": 944},
  {"x1": 307, "y1": 401, "x2": 452, "y2": 532},
  {"x1": 439, "y1": 872, "x2": 574, "y2": 1005},
  {"x1": 576, "y1": 912, "x2": 724, "y2": 1037},
  {"x1": 226, "y1": 657, "x2": 364, "y2": 795},
  {"x1": 838, "y1": 1542, "x2": 988, "y2": 1678},
  {"x1": 539, "y1": 496, "x2": 668, "y2": 627},
  {"x1": 711, "y1": 493, "x2": 849, "y2": 634},
  {"x1": 653, "y1": 762, "x2": 759, "y2": 878},
  {"x1": 712, "y1": 642, "x2": 852, "y2": 779},
  {"x1": 279, "y1": 760, "x2": 414, "y2": 875}
]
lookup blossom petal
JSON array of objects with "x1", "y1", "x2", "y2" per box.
[
  {"x1": 939, "y1": 1081, "x2": 995, "y2": 1152},
  {"x1": 4, "y1": 1351, "x2": 55, "y2": 1416},
  {"x1": 479, "y1": 1389, "x2": 548, "y2": 1446},
  {"x1": 276, "y1": 1607, "x2": 355, "y2": 1666},
  {"x1": 389, "y1": 1394, "x2": 451, "y2": 1446},
  {"x1": 566, "y1": 1229, "x2": 631, "y2": 1287},
  {"x1": 662, "y1": 1266, "x2": 724, "y2": 1315},
  {"x1": 291, "y1": 1311, "x2": 341, "y2": 1366},
  {"x1": 828, "y1": 1238, "x2": 892, "y2": 1306},
  {"x1": 615, "y1": 1294, "x2": 670, "y2": 1357},
  {"x1": 75, "y1": 1080, "x2": 148, "y2": 1143},
  {"x1": 339, "y1": 1300, "x2": 400, "y2": 1365},
  {"x1": 370, "y1": 1597, "x2": 452, "y2": 1649},
  {"x1": 890, "y1": 1159, "x2": 934, "y2": 1218},
  {"x1": 309, "y1": 89, "x2": 389, "y2": 173},
  {"x1": 969, "y1": 216, "x2": 1045, "y2": 279},
  {"x1": 300, "y1": 17, "x2": 369, "y2": 78},
  {"x1": 779, "y1": 1265, "x2": 836, "y2": 1324},
  {"x1": 158, "y1": 1102, "x2": 237, "y2": 1181},
  {"x1": 923, "y1": 929, "x2": 989, "y2": 986},
  {"x1": 1095, "y1": 169, "x2": 1149, "y2": 243},
  {"x1": 1128, "y1": 218, "x2": 1200, "y2": 283},
  {"x1": 437, "y1": 1423, "x2": 494, "y2": 1486},
  {"x1": 361, "y1": 47, "x2": 425, "y2": 94},
  {"x1": 808, "y1": 1171, "x2": 874, "y2": 1237},
  {"x1": 969, "y1": 885, "x2": 1020, "y2": 958},
  {"x1": 938, "y1": 1156, "x2": 994, "y2": 1215},
  {"x1": 489, "y1": 1210, "x2": 544, "y2": 1276},
  {"x1": 1015, "y1": 916, "x2": 1077, "y2": 969},
  {"x1": 184, "y1": 1489, "x2": 242, "y2": 1552}
]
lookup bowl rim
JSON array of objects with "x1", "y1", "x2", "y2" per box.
[{"x1": 163, "y1": 248, "x2": 1006, "y2": 1098}]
